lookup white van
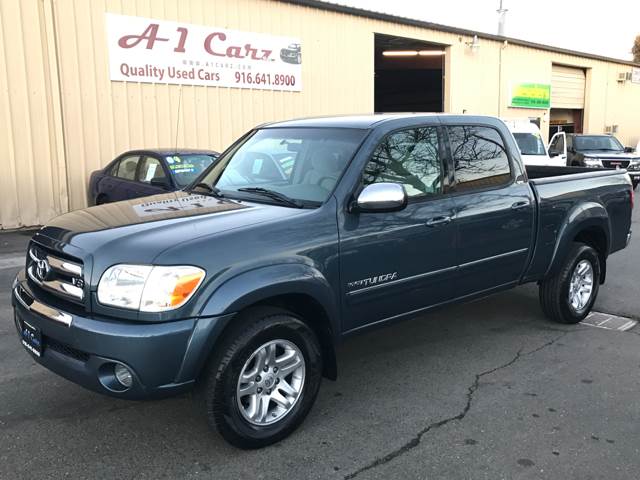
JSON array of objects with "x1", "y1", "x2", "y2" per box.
[{"x1": 502, "y1": 119, "x2": 559, "y2": 166}]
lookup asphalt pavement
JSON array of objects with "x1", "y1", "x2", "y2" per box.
[{"x1": 0, "y1": 208, "x2": 639, "y2": 480}]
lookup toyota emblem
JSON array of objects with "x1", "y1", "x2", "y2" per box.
[{"x1": 35, "y1": 257, "x2": 51, "y2": 281}]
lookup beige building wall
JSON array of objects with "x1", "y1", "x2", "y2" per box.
[
  {"x1": 0, "y1": 0, "x2": 68, "y2": 229},
  {"x1": 1, "y1": 0, "x2": 639, "y2": 229}
]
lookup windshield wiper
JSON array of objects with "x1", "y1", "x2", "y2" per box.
[
  {"x1": 236, "y1": 187, "x2": 304, "y2": 208},
  {"x1": 187, "y1": 182, "x2": 223, "y2": 197}
]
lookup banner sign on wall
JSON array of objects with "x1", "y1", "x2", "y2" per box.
[
  {"x1": 105, "y1": 13, "x2": 302, "y2": 91},
  {"x1": 510, "y1": 83, "x2": 551, "y2": 109}
]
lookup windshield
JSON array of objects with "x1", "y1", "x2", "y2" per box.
[
  {"x1": 196, "y1": 127, "x2": 367, "y2": 205},
  {"x1": 167, "y1": 154, "x2": 217, "y2": 187},
  {"x1": 574, "y1": 136, "x2": 624, "y2": 152},
  {"x1": 513, "y1": 132, "x2": 546, "y2": 155}
]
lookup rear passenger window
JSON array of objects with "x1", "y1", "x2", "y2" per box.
[
  {"x1": 364, "y1": 127, "x2": 442, "y2": 198},
  {"x1": 116, "y1": 155, "x2": 140, "y2": 181},
  {"x1": 448, "y1": 126, "x2": 511, "y2": 191}
]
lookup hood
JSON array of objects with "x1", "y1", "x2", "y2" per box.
[
  {"x1": 581, "y1": 151, "x2": 640, "y2": 160},
  {"x1": 35, "y1": 191, "x2": 306, "y2": 271}
]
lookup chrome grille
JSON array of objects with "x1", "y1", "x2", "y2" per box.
[
  {"x1": 27, "y1": 245, "x2": 84, "y2": 304},
  {"x1": 601, "y1": 159, "x2": 630, "y2": 169}
]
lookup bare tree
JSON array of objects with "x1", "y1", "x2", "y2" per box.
[{"x1": 633, "y1": 35, "x2": 640, "y2": 63}]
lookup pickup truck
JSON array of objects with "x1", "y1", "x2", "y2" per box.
[
  {"x1": 548, "y1": 132, "x2": 640, "y2": 189},
  {"x1": 12, "y1": 115, "x2": 633, "y2": 449}
]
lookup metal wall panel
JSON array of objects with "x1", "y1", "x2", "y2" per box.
[{"x1": 0, "y1": 0, "x2": 67, "y2": 229}]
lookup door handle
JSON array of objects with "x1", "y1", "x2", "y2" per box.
[
  {"x1": 426, "y1": 216, "x2": 452, "y2": 227},
  {"x1": 511, "y1": 201, "x2": 530, "y2": 210}
]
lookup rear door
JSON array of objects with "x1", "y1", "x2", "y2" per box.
[
  {"x1": 339, "y1": 124, "x2": 457, "y2": 332},
  {"x1": 109, "y1": 154, "x2": 142, "y2": 201},
  {"x1": 446, "y1": 124, "x2": 535, "y2": 297}
]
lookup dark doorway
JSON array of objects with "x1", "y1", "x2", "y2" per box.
[
  {"x1": 374, "y1": 33, "x2": 444, "y2": 113},
  {"x1": 549, "y1": 108, "x2": 583, "y2": 138}
]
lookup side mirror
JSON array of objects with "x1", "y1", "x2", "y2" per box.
[
  {"x1": 354, "y1": 183, "x2": 407, "y2": 213},
  {"x1": 548, "y1": 149, "x2": 559, "y2": 157},
  {"x1": 624, "y1": 146, "x2": 634, "y2": 153},
  {"x1": 150, "y1": 177, "x2": 172, "y2": 190}
]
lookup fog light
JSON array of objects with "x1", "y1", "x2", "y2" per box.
[{"x1": 114, "y1": 364, "x2": 133, "y2": 388}]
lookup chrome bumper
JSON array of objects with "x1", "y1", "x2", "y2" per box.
[{"x1": 13, "y1": 284, "x2": 72, "y2": 327}]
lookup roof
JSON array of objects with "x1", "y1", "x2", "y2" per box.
[
  {"x1": 263, "y1": 113, "x2": 421, "y2": 129},
  {"x1": 278, "y1": 0, "x2": 640, "y2": 68},
  {"x1": 127, "y1": 148, "x2": 219, "y2": 156},
  {"x1": 263, "y1": 113, "x2": 502, "y2": 129}
]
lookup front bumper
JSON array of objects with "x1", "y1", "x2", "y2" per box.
[{"x1": 11, "y1": 271, "x2": 232, "y2": 400}]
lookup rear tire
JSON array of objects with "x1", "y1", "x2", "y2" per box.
[
  {"x1": 539, "y1": 242, "x2": 600, "y2": 324},
  {"x1": 200, "y1": 307, "x2": 322, "y2": 449}
]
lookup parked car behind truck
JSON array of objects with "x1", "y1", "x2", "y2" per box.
[
  {"x1": 13, "y1": 114, "x2": 633, "y2": 449},
  {"x1": 88, "y1": 149, "x2": 219, "y2": 205},
  {"x1": 548, "y1": 132, "x2": 640, "y2": 189}
]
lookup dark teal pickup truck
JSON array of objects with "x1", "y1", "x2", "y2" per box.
[{"x1": 12, "y1": 114, "x2": 633, "y2": 448}]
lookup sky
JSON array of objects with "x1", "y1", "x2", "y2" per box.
[{"x1": 325, "y1": 0, "x2": 639, "y2": 61}]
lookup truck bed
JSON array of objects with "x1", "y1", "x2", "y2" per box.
[
  {"x1": 525, "y1": 165, "x2": 627, "y2": 183},
  {"x1": 521, "y1": 164, "x2": 632, "y2": 284}
]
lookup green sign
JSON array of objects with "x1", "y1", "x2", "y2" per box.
[{"x1": 510, "y1": 83, "x2": 551, "y2": 109}]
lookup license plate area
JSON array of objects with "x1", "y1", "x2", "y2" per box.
[{"x1": 17, "y1": 314, "x2": 43, "y2": 357}]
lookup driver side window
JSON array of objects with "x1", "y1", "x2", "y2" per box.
[
  {"x1": 550, "y1": 134, "x2": 564, "y2": 152},
  {"x1": 363, "y1": 127, "x2": 442, "y2": 198}
]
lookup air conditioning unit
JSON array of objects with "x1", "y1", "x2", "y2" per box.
[{"x1": 617, "y1": 72, "x2": 633, "y2": 82}]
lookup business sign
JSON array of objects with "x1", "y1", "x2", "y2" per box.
[
  {"x1": 632, "y1": 68, "x2": 640, "y2": 84},
  {"x1": 510, "y1": 83, "x2": 551, "y2": 109},
  {"x1": 105, "y1": 13, "x2": 302, "y2": 91}
]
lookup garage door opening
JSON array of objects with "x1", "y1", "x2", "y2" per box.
[{"x1": 374, "y1": 33, "x2": 444, "y2": 113}]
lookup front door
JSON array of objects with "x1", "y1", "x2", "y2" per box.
[
  {"x1": 548, "y1": 132, "x2": 567, "y2": 165},
  {"x1": 135, "y1": 156, "x2": 172, "y2": 197},
  {"x1": 445, "y1": 124, "x2": 535, "y2": 296},
  {"x1": 339, "y1": 125, "x2": 457, "y2": 333}
]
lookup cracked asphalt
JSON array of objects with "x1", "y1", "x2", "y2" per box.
[{"x1": 0, "y1": 206, "x2": 638, "y2": 479}]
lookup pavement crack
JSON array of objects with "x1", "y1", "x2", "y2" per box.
[{"x1": 343, "y1": 331, "x2": 570, "y2": 480}]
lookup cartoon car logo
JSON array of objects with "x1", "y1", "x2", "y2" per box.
[{"x1": 280, "y1": 43, "x2": 302, "y2": 64}]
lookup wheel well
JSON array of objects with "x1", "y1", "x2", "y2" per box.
[
  {"x1": 574, "y1": 227, "x2": 607, "y2": 283},
  {"x1": 241, "y1": 294, "x2": 338, "y2": 380}
]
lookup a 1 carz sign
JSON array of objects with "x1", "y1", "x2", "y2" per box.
[{"x1": 105, "y1": 13, "x2": 302, "y2": 91}]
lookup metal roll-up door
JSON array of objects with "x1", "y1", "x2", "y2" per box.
[{"x1": 551, "y1": 65, "x2": 586, "y2": 109}]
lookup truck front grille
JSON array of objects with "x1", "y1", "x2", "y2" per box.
[
  {"x1": 27, "y1": 244, "x2": 85, "y2": 307},
  {"x1": 601, "y1": 159, "x2": 630, "y2": 169}
]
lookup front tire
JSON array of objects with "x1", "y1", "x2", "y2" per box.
[
  {"x1": 201, "y1": 307, "x2": 322, "y2": 449},
  {"x1": 539, "y1": 242, "x2": 600, "y2": 324}
]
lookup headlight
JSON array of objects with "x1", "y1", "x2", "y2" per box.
[
  {"x1": 97, "y1": 264, "x2": 205, "y2": 312},
  {"x1": 584, "y1": 157, "x2": 602, "y2": 167}
]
